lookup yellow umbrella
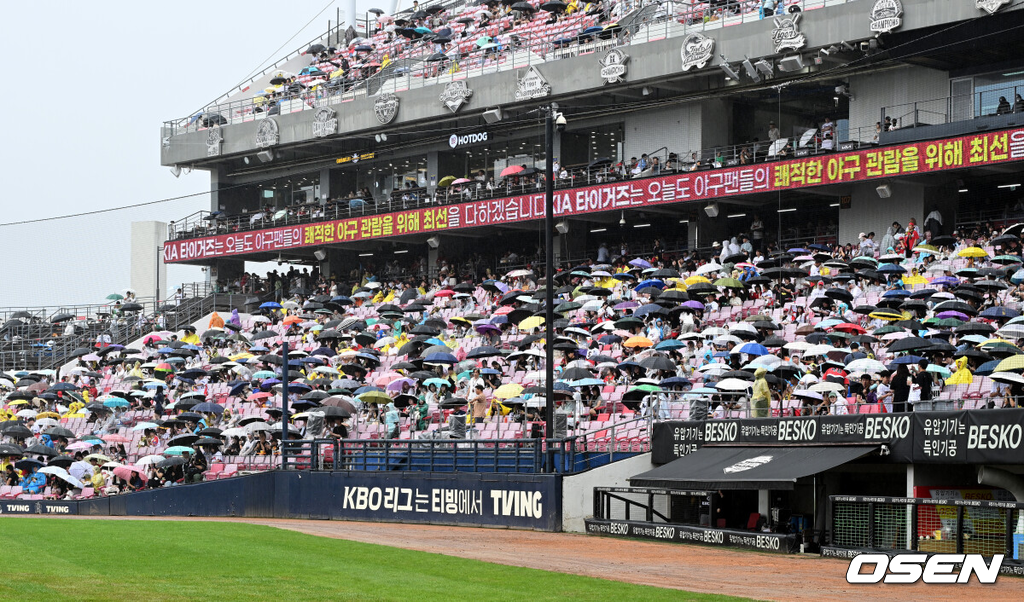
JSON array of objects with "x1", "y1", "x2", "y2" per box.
[
  {"x1": 994, "y1": 355, "x2": 1024, "y2": 372},
  {"x1": 980, "y1": 338, "x2": 1013, "y2": 346},
  {"x1": 869, "y1": 310, "x2": 904, "y2": 321},
  {"x1": 230, "y1": 352, "x2": 255, "y2": 361},
  {"x1": 330, "y1": 68, "x2": 345, "y2": 79},
  {"x1": 666, "y1": 278, "x2": 688, "y2": 290},
  {"x1": 493, "y1": 383, "x2": 523, "y2": 399},
  {"x1": 6, "y1": 400, "x2": 28, "y2": 407},
  {"x1": 903, "y1": 274, "x2": 929, "y2": 285},
  {"x1": 450, "y1": 316, "x2": 472, "y2": 325},
  {"x1": 624, "y1": 336, "x2": 653, "y2": 348},
  {"x1": 958, "y1": 247, "x2": 988, "y2": 258},
  {"x1": 685, "y1": 275, "x2": 711, "y2": 286},
  {"x1": 518, "y1": 316, "x2": 545, "y2": 331},
  {"x1": 36, "y1": 412, "x2": 60, "y2": 419},
  {"x1": 913, "y1": 244, "x2": 939, "y2": 254}
]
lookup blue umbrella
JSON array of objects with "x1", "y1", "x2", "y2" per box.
[
  {"x1": 931, "y1": 276, "x2": 959, "y2": 286},
  {"x1": 102, "y1": 397, "x2": 130, "y2": 408},
  {"x1": 192, "y1": 402, "x2": 224, "y2": 414},
  {"x1": 229, "y1": 382, "x2": 250, "y2": 396},
  {"x1": 877, "y1": 264, "x2": 906, "y2": 274},
  {"x1": 1012, "y1": 269, "x2": 1024, "y2": 285},
  {"x1": 570, "y1": 378, "x2": 605, "y2": 387},
  {"x1": 634, "y1": 279, "x2": 665, "y2": 290},
  {"x1": 598, "y1": 335, "x2": 622, "y2": 344},
  {"x1": 889, "y1": 355, "x2": 925, "y2": 366},
  {"x1": 353, "y1": 385, "x2": 383, "y2": 395},
  {"x1": 553, "y1": 382, "x2": 573, "y2": 392},
  {"x1": 423, "y1": 352, "x2": 457, "y2": 364},
  {"x1": 737, "y1": 342, "x2": 769, "y2": 356},
  {"x1": 249, "y1": 345, "x2": 270, "y2": 352},
  {"x1": 157, "y1": 347, "x2": 176, "y2": 354},
  {"x1": 260, "y1": 302, "x2": 282, "y2": 309},
  {"x1": 660, "y1": 376, "x2": 692, "y2": 390},
  {"x1": 975, "y1": 360, "x2": 1000, "y2": 375},
  {"x1": 143, "y1": 381, "x2": 167, "y2": 389},
  {"x1": 980, "y1": 307, "x2": 1019, "y2": 319},
  {"x1": 633, "y1": 303, "x2": 665, "y2": 318},
  {"x1": 655, "y1": 340, "x2": 685, "y2": 351},
  {"x1": 424, "y1": 378, "x2": 450, "y2": 388},
  {"x1": 629, "y1": 258, "x2": 652, "y2": 269},
  {"x1": 881, "y1": 289, "x2": 911, "y2": 298}
]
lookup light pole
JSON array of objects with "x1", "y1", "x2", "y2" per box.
[{"x1": 543, "y1": 104, "x2": 566, "y2": 444}]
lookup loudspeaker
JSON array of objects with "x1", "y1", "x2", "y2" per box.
[
  {"x1": 876, "y1": 184, "x2": 892, "y2": 198},
  {"x1": 257, "y1": 150, "x2": 274, "y2": 163},
  {"x1": 777, "y1": 55, "x2": 805, "y2": 72},
  {"x1": 555, "y1": 220, "x2": 569, "y2": 234},
  {"x1": 482, "y1": 108, "x2": 503, "y2": 123},
  {"x1": 313, "y1": 249, "x2": 327, "y2": 261},
  {"x1": 704, "y1": 202, "x2": 720, "y2": 218},
  {"x1": 427, "y1": 235, "x2": 440, "y2": 248}
]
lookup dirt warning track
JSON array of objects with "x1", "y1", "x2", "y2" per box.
[{"x1": 47, "y1": 515, "x2": 1024, "y2": 601}]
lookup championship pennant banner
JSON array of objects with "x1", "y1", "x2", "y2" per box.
[{"x1": 164, "y1": 127, "x2": 1024, "y2": 263}]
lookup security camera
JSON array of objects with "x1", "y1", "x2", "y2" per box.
[{"x1": 555, "y1": 112, "x2": 567, "y2": 133}]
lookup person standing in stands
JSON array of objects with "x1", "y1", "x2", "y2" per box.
[{"x1": 470, "y1": 384, "x2": 489, "y2": 425}]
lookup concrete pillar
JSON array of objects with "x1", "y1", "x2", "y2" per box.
[
  {"x1": 319, "y1": 167, "x2": 332, "y2": 205},
  {"x1": 758, "y1": 489, "x2": 770, "y2": 522},
  {"x1": 130, "y1": 221, "x2": 168, "y2": 303},
  {"x1": 840, "y1": 181, "x2": 925, "y2": 248}
]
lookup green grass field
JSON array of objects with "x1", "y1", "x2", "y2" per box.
[{"x1": 0, "y1": 518, "x2": 744, "y2": 601}]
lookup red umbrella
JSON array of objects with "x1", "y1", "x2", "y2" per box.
[
  {"x1": 831, "y1": 323, "x2": 867, "y2": 334},
  {"x1": 154, "y1": 363, "x2": 174, "y2": 372},
  {"x1": 500, "y1": 165, "x2": 524, "y2": 177},
  {"x1": 434, "y1": 290, "x2": 455, "y2": 297}
]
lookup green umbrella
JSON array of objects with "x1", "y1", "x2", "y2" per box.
[
  {"x1": 437, "y1": 175, "x2": 456, "y2": 188},
  {"x1": 358, "y1": 390, "x2": 392, "y2": 404},
  {"x1": 163, "y1": 446, "x2": 194, "y2": 456},
  {"x1": 106, "y1": 294, "x2": 124, "y2": 300},
  {"x1": 714, "y1": 277, "x2": 746, "y2": 288},
  {"x1": 923, "y1": 317, "x2": 962, "y2": 327},
  {"x1": 555, "y1": 302, "x2": 582, "y2": 313}
]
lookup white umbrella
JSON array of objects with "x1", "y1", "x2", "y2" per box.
[
  {"x1": 744, "y1": 355, "x2": 783, "y2": 371},
  {"x1": 245, "y1": 421, "x2": 273, "y2": 434},
  {"x1": 784, "y1": 341, "x2": 812, "y2": 352},
  {"x1": 136, "y1": 455, "x2": 165, "y2": 465},
  {"x1": 728, "y1": 322, "x2": 758, "y2": 335},
  {"x1": 251, "y1": 315, "x2": 272, "y2": 323},
  {"x1": 701, "y1": 327, "x2": 728, "y2": 338},
  {"x1": 803, "y1": 344, "x2": 835, "y2": 357},
  {"x1": 695, "y1": 262, "x2": 722, "y2": 276},
  {"x1": 846, "y1": 358, "x2": 886, "y2": 373},
  {"x1": 716, "y1": 378, "x2": 753, "y2": 391},
  {"x1": 697, "y1": 363, "x2": 730, "y2": 376},
  {"x1": 582, "y1": 300, "x2": 604, "y2": 312},
  {"x1": 506, "y1": 269, "x2": 534, "y2": 278},
  {"x1": 991, "y1": 372, "x2": 1024, "y2": 386},
  {"x1": 713, "y1": 335, "x2": 742, "y2": 346},
  {"x1": 68, "y1": 460, "x2": 94, "y2": 481},
  {"x1": 35, "y1": 418, "x2": 59, "y2": 429},
  {"x1": 16, "y1": 409, "x2": 37, "y2": 419},
  {"x1": 220, "y1": 427, "x2": 247, "y2": 438},
  {"x1": 810, "y1": 381, "x2": 846, "y2": 393},
  {"x1": 792, "y1": 389, "x2": 823, "y2": 401},
  {"x1": 39, "y1": 466, "x2": 85, "y2": 489}
]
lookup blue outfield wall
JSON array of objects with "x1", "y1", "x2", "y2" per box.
[{"x1": 11, "y1": 471, "x2": 563, "y2": 531}]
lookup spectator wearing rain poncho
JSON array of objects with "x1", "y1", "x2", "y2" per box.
[
  {"x1": 384, "y1": 402, "x2": 400, "y2": 439},
  {"x1": 751, "y1": 368, "x2": 772, "y2": 418},
  {"x1": 21, "y1": 467, "x2": 46, "y2": 494}
]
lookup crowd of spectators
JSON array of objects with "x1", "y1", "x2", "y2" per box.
[{"x1": 3, "y1": 210, "x2": 1024, "y2": 500}]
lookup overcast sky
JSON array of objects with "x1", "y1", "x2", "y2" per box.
[{"x1": 0, "y1": 0, "x2": 385, "y2": 309}]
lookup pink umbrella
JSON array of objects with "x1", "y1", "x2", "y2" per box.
[
  {"x1": 452, "y1": 178, "x2": 472, "y2": 184},
  {"x1": 66, "y1": 441, "x2": 98, "y2": 451},
  {"x1": 500, "y1": 165, "x2": 524, "y2": 177},
  {"x1": 81, "y1": 354, "x2": 101, "y2": 362},
  {"x1": 113, "y1": 465, "x2": 148, "y2": 483},
  {"x1": 386, "y1": 377, "x2": 417, "y2": 392},
  {"x1": 374, "y1": 372, "x2": 401, "y2": 387},
  {"x1": 102, "y1": 434, "x2": 131, "y2": 443},
  {"x1": 434, "y1": 290, "x2": 455, "y2": 297}
]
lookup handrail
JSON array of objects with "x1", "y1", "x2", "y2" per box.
[
  {"x1": 882, "y1": 83, "x2": 1024, "y2": 130},
  {"x1": 163, "y1": 0, "x2": 861, "y2": 137}
]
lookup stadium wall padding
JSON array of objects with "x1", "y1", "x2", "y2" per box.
[{"x1": 24, "y1": 471, "x2": 562, "y2": 531}]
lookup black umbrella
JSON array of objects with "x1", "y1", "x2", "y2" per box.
[
  {"x1": 2, "y1": 425, "x2": 32, "y2": 439},
  {"x1": 121, "y1": 302, "x2": 144, "y2": 312},
  {"x1": 25, "y1": 443, "x2": 56, "y2": 457},
  {"x1": 15, "y1": 458, "x2": 43, "y2": 472},
  {"x1": 0, "y1": 443, "x2": 23, "y2": 456},
  {"x1": 888, "y1": 337, "x2": 933, "y2": 352},
  {"x1": 50, "y1": 313, "x2": 75, "y2": 323},
  {"x1": 307, "y1": 43, "x2": 326, "y2": 54},
  {"x1": 157, "y1": 456, "x2": 186, "y2": 468},
  {"x1": 47, "y1": 455, "x2": 75, "y2": 468}
]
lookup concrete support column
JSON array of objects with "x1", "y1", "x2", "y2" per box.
[
  {"x1": 426, "y1": 151, "x2": 440, "y2": 197},
  {"x1": 758, "y1": 489, "x2": 770, "y2": 522}
]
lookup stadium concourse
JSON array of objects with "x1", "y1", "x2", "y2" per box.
[{"x1": 2, "y1": 220, "x2": 1024, "y2": 501}]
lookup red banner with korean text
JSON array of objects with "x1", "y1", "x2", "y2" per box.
[{"x1": 164, "y1": 127, "x2": 1024, "y2": 263}]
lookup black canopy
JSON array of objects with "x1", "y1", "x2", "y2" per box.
[{"x1": 630, "y1": 445, "x2": 876, "y2": 490}]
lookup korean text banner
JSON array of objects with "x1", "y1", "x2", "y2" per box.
[{"x1": 164, "y1": 127, "x2": 1024, "y2": 263}]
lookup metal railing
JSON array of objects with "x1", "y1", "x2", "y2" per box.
[
  {"x1": 164, "y1": 0, "x2": 860, "y2": 137},
  {"x1": 828, "y1": 494, "x2": 1024, "y2": 564},
  {"x1": 883, "y1": 84, "x2": 1024, "y2": 131},
  {"x1": 282, "y1": 437, "x2": 544, "y2": 472},
  {"x1": 593, "y1": 486, "x2": 705, "y2": 523}
]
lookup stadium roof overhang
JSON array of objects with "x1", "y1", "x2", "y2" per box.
[{"x1": 629, "y1": 445, "x2": 879, "y2": 490}]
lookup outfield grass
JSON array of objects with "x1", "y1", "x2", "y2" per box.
[{"x1": 0, "y1": 518, "x2": 745, "y2": 601}]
